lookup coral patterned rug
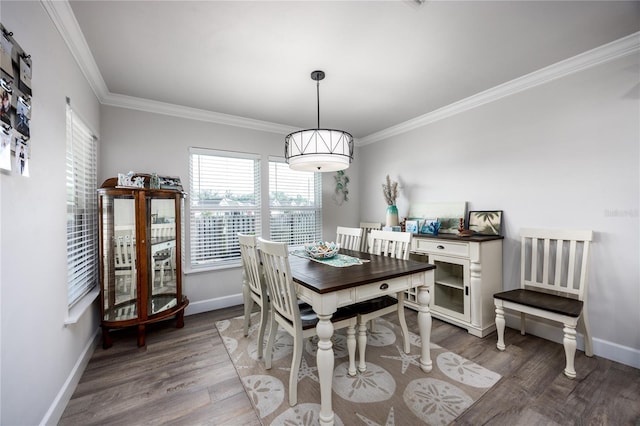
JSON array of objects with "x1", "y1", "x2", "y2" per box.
[{"x1": 216, "y1": 312, "x2": 501, "y2": 425}]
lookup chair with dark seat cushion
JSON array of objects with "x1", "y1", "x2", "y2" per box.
[
  {"x1": 336, "y1": 226, "x2": 362, "y2": 251},
  {"x1": 238, "y1": 233, "x2": 269, "y2": 359},
  {"x1": 493, "y1": 228, "x2": 594, "y2": 378},
  {"x1": 352, "y1": 229, "x2": 412, "y2": 373},
  {"x1": 359, "y1": 221, "x2": 381, "y2": 253},
  {"x1": 258, "y1": 237, "x2": 358, "y2": 406}
]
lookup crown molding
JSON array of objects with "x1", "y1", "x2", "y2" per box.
[
  {"x1": 43, "y1": 0, "x2": 638, "y2": 142},
  {"x1": 41, "y1": 0, "x2": 298, "y2": 135},
  {"x1": 101, "y1": 92, "x2": 299, "y2": 135},
  {"x1": 358, "y1": 31, "x2": 640, "y2": 146},
  {"x1": 40, "y1": 0, "x2": 109, "y2": 100}
]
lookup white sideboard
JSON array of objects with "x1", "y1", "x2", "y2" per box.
[{"x1": 406, "y1": 234, "x2": 503, "y2": 337}]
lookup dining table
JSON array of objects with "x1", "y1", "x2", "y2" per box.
[{"x1": 288, "y1": 248, "x2": 436, "y2": 426}]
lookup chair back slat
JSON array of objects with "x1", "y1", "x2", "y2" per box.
[
  {"x1": 336, "y1": 226, "x2": 363, "y2": 251},
  {"x1": 113, "y1": 226, "x2": 136, "y2": 269},
  {"x1": 151, "y1": 223, "x2": 175, "y2": 239},
  {"x1": 520, "y1": 228, "x2": 593, "y2": 300},
  {"x1": 369, "y1": 230, "x2": 412, "y2": 260},
  {"x1": 258, "y1": 238, "x2": 301, "y2": 330},
  {"x1": 359, "y1": 222, "x2": 382, "y2": 253},
  {"x1": 238, "y1": 234, "x2": 264, "y2": 298}
]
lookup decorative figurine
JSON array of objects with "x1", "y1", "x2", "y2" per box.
[{"x1": 457, "y1": 217, "x2": 474, "y2": 237}]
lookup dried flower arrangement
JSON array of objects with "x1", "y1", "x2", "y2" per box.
[{"x1": 382, "y1": 174, "x2": 398, "y2": 206}]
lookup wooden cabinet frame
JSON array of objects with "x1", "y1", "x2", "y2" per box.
[{"x1": 98, "y1": 179, "x2": 189, "y2": 348}]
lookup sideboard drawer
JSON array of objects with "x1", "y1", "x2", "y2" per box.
[
  {"x1": 355, "y1": 276, "x2": 410, "y2": 301},
  {"x1": 413, "y1": 239, "x2": 469, "y2": 257}
]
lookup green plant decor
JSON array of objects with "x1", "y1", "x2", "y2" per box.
[{"x1": 333, "y1": 170, "x2": 349, "y2": 205}]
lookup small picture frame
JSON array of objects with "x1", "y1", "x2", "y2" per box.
[
  {"x1": 420, "y1": 218, "x2": 437, "y2": 234},
  {"x1": 405, "y1": 220, "x2": 419, "y2": 234},
  {"x1": 468, "y1": 211, "x2": 503, "y2": 236},
  {"x1": 421, "y1": 218, "x2": 441, "y2": 235}
]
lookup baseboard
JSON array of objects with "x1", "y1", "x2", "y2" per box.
[
  {"x1": 185, "y1": 293, "x2": 243, "y2": 316},
  {"x1": 504, "y1": 312, "x2": 640, "y2": 370},
  {"x1": 40, "y1": 327, "x2": 101, "y2": 425}
]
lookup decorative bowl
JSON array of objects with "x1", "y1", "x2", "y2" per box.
[{"x1": 304, "y1": 241, "x2": 339, "y2": 259}]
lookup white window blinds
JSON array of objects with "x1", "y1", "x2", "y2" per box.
[
  {"x1": 269, "y1": 159, "x2": 322, "y2": 245},
  {"x1": 189, "y1": 148, "x2": 261, "y2": 269},
  {"x1": 66, "y1": 102, "x2": 98, "y2": 307}
]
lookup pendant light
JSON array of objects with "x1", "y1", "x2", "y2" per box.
[{"x1": 285, "y1": 70, "x2": 354, "y2": 172}]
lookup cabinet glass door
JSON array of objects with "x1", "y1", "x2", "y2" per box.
[
  {"x1": 148, "y1": 197, "x2": 178, "y2": 315},
  {"x1": 430, "y1": 255, "x2": 470, "y2": 322},
  {"x1": 101, "y1": 194, "x2": 137, "y2": 321}
]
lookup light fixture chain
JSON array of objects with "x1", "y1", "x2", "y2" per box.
[{"x1": 316, "y1": 79, "x2": 320, "y2": 129}]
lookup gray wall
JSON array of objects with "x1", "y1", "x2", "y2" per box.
[
  {"x1": 99, "y1": 106, "x2": 361, "y2": 314},
  {"x1": 0, "y1": 1, "x2": 637, "y2": 424},
  {"x1": 0, "y1": 1, "x2": 101, "y2": 424},
  {"x1": 358, "y1": 53, "x2": 640, "y2": 364}
]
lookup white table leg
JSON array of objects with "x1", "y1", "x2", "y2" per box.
[
  {"x1": 417, "y1": 284, "x2": 432, "y2": 372},
  {"x1": 316, "y1": 314, "x2": 335, "y2": 426}
]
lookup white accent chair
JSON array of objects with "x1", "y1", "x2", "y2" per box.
[
  {"x1": 114, "y1": 226, "x2": 136, "y2": 299},
  {"x1": 352, "y1": 229, "x2": 412, "y2": 373},
  {"x1": 238, "y1": 233, "x2": 269, "y2": 359},
  {"x1": 359, "y1": 221, "x2": 381, "y2": 253},
  {"x1": 493, "y1": 228, "x2": 594, "y2": 379},
  {"x1": 151, "y1": 223, "x2": 175, "y2": 288},
  {"x1": 336, "y1": 226, "x2": 363, "y2": 251},
  {"x1": 258, "y1": 237, "x2": 358, "y2": 406}
]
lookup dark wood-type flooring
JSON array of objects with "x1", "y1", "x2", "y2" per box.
[{"x1": 60, "y1": 306, "x2": 640, "y2": 425}]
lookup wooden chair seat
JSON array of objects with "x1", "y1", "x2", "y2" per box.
[
  {"x1": 350, "y1": 295, "x2": 397, "y2": 316},
  {"x1": 494, "y1": 289, "x2": 583, "y2": 317},
  {"x1": 299, "y1": 303, "x2": 360, "y2": 330}
]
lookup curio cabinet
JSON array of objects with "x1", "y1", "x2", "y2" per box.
[{"x1": 98, "y1": 176, "x2": 189, "y2": 348}]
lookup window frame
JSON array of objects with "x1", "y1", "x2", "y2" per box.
[
  {"x1": 268, "y1": 157, "x2": 322, "y2": 246},
  {"x1": 66, "y1": 101, "x2": 99, "y2": 310},
  {"x1": 187, "y1": 147, "x2": 261, "y2": 272}
]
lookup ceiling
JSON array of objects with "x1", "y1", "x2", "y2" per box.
[{"x1": 67, "y1": 1, "x2": 639, "y2": 140}]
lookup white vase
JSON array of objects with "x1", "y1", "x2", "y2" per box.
[{"x1": 386, "y1": 205, "x2": 399, "y2": 227}]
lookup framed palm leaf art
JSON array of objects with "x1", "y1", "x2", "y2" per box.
[{"x1": 468, "y1": 210, "x2": 503, "y2": 236}]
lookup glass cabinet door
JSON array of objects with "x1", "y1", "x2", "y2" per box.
[
  {"x1": 148, "y1": 196, "x2": 178, "y2": 315},
  {"x1": 430, "y1": 254, "x2": 470, "y2": 322},
  {"x1": 101, "y1": 194, "x2": 137, "y2": 321}
]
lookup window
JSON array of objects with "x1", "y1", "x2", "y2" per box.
[
  {"x1": 66, "y1": 102, "x2": 98, "y2": 307},
  {"x1": 189, "y1": 148, "x2": 261, "y2": 269},
  {"x1": 269, "y1": 159, "x2": 322, "y2": 245}
]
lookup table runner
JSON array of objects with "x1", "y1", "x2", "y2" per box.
[{"x1": 290, "y1": 250, "x2": 369, "y2": 267}]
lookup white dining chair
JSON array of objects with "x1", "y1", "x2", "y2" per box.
[
  {"x1": 238, "y1": 233, "x2": 269, "y2": 359},
  {"x1": 258, "y1": 237, "x2": 358, "y2": 406},
  {"x1": 114, "y1": 226, "x2": 136, "y2": 300},
  {"x1": 494, "y1": 228, "x2": 594, "y2": 378},
  {"x1": 336, "y1": 226, "x2": 362, "y2": 251},
  {"x1": 151, "y1": 223, "x2": 175, "y2": 288},
  {"x1": 352, "y1": 229, "x2": 412, "y2": 373},
  {"x1": 359, "y1": 221, "x2": 381, "y2": 253}
]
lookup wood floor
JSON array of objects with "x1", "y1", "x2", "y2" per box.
[{"x1": 59, "y1": 306, "x2": 640, "y2": 425}]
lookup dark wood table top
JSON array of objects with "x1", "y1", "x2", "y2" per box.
[
  {"x1": 412, "y1": 233, "x2": 504, "y2": 242},
  {"x1": 289, "y1": 248, "x2": 435, "y2": 295}
]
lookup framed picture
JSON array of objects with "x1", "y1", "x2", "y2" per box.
[
  {"x1": 421, "y1": 218, "x2": 441, "y2": 235},
  {"x1": 468, "y1": 211, "x2": 503, "y2": 236},
  {"x1": 405, "y1": 220, "x2": 419, "y2": 234}
]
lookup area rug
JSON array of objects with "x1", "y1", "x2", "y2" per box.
[{"x1": 216, "y1": 312, "x2": 501, "y2": 425}]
